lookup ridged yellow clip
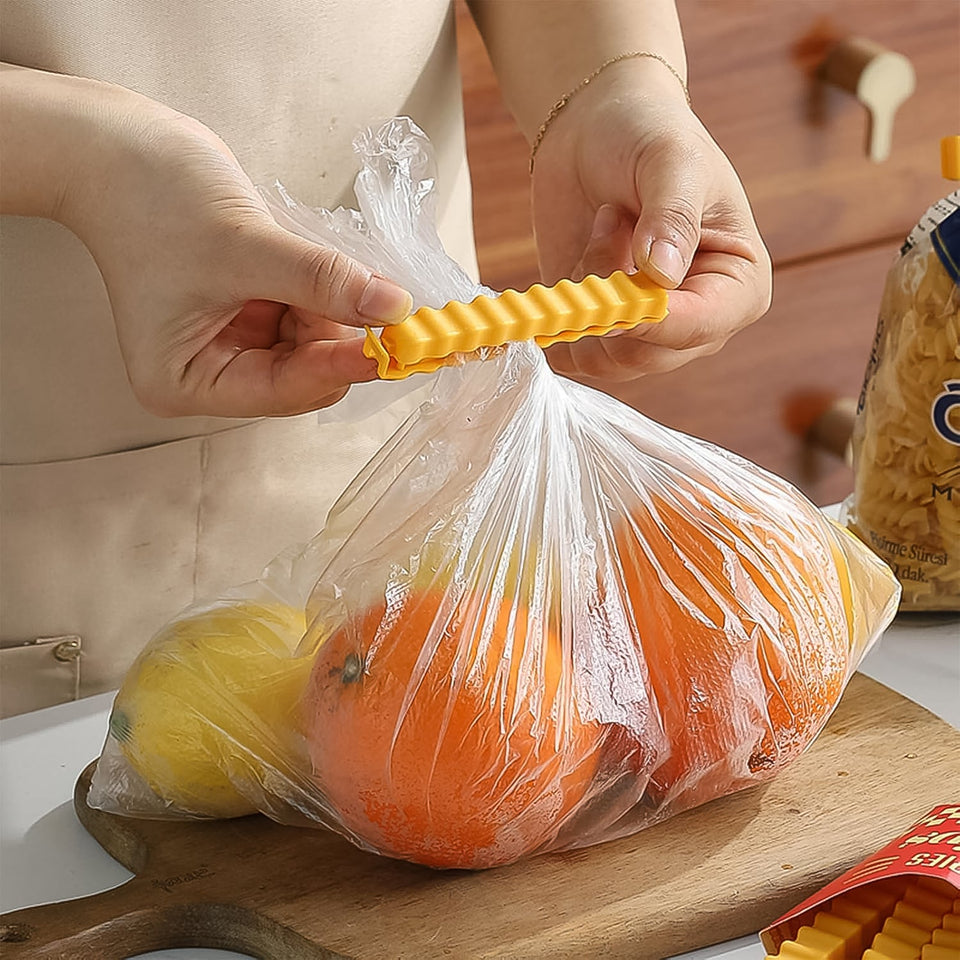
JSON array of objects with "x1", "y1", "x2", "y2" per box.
[{"x1": 362, "y1": 270, "x2": 668, "y2": 380}]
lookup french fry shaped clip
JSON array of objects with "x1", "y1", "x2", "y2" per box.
[{"x1": 362, "y1": 270, "x2": 669, "y2": 380}]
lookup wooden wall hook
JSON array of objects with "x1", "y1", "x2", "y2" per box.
[{"x1": 820, "y1": 37, "x2": 917, "y2": 163}]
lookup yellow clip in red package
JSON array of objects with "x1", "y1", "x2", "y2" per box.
[{"x1": 762, "y1": 804, "x2": 960, "y2": 960}]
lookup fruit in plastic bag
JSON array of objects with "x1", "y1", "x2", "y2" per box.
[
  {"x1": 110, "y1": 601, "x2": 310, "y2": 818},
  {"x1": 609, "y1": 487, "x2": 864, "y2": 810},
  {"x1": 293, "y1": 331, "x2": 899, "y2": 868},
  {"x1": 86, "y1": 119, "x2": 900, "y2": 874},
  {"x1": 305, "y1": 589, "x2": 605, "y2": 869}
]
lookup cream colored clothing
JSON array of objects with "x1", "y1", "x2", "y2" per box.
[{"x1": 0, "y1": 0, "x2": 479, "y2": 715}]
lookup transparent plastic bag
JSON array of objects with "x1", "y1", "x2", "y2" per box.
[{"x1": 89, "y1": 117, "x2": 901, "y2": 870}]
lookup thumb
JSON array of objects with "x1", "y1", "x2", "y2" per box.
[
  {"x1": 241, "y1": 225, "x2": 413, "y2": 327},
  {"x1": 631, "y1": 145, "x2": 708, "y2": 289}
]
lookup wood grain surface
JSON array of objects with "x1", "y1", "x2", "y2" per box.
[
  {"x1": 678, "y1": 0, "x2": 959, "y2": 266},
  {"x1": 3, "y1": 674, "x2": 958, "y2": 959}
]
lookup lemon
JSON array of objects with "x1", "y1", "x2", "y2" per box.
[{"x1": 110, "y1": 601, "x2": 312, "y2": 818}]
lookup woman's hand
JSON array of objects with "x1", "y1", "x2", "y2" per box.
[
  {"x1": 531, "y1": 59, "x2": 772, "y2": 384},
  {"x1": 3, "y1": 66, "x2": 411, "y2": 418}
]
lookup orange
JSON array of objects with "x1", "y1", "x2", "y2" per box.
[
  {"x1": 303, "y1": 589, "x2": 603, "y2": 869},
  {"x1": 609, "y1": 486, "x2": 852, "y2": 810}
]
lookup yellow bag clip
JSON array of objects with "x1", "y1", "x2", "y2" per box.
[{"x1": 363, "y1": 271, "x2": 669, "y2": 380}]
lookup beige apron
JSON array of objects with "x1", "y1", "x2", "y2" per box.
[{"x1": 0, "y1": 0, "x2": 479, "y2": 715}]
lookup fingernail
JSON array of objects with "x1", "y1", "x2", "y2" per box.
[
  {"x1": 591, "y1": 204, "x2": 621, "y2": 240},
  {"x1": 358, "y1": 275, "x2": 413, "y2": 323},
  {"x1": 648, "y1": 239, "x2": 685, "y2": 286}
]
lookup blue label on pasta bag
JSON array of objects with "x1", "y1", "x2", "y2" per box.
[
  {"x1": 900, "y1": 189, "x2": 960, "y2": 256},
  {"x1": 931, "y1": 207, "x2": 960, "y2": 284},
  {"x1": 931, "y1": 381, "x2": 960, "y2": 445}
]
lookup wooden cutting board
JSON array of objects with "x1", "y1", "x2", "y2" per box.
[{"x1": 2, "y1": 673, "x2": 958, "y2": 960}]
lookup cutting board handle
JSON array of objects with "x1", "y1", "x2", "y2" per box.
[
  {"x1": 0, "y1": 889, "x2": 336, "y2": 959},
  {"x1": 0, "y1": 763, "x2": 337, "y2": 958},
  {"x1": 1, "y1": 884, "x2": 194, "y2": 959}
]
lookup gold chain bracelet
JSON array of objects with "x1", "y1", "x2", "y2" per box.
[{"x1": 528, "y1": 51, "x2": 690, "y2": 174}]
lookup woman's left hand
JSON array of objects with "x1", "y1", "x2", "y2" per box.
[{"x1": 531, "y1": 58, "x2": 772, "y2": 384}]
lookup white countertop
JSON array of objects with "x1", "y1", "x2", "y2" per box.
[{"x1": 2, "y1": 614, "x2": 957, "y2": 960}]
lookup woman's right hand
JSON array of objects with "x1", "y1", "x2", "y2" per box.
[{"x1": 2, "y1": 65, "x2": 411, "y2": 417}]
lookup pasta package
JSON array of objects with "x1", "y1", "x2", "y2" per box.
[{"x1": 843, "y1": 186, "x2": 960, "y2": 610}]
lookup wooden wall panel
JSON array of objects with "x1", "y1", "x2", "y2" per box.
[{"x1": 679, "y1": 0, "x2": 960, "y2": 265}]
